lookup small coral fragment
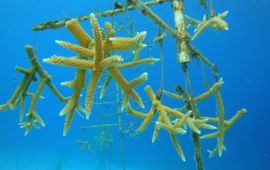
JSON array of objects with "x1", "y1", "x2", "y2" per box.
[
  {"x1": 190, "y1": 11, "x2": 229, "y2": 40},
  {"x1": 201, "y1": 108, "x2": 247, "y2": 157},
  {"x1": 74, "y1": 139, "x2": 93, "y2": 153}
]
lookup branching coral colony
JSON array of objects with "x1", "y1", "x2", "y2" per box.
[
  {"x1": 0, "y1": 46, "x2": 68, "y2": 135},
  {"x1": 0, "y1": 0, "x2": 247, "y2": 170}
]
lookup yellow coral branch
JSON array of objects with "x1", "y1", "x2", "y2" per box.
[
  {"x1": 55, "y1": 40, "x2": 94, "y2": 58},
  {"x1": 170, "y1": 134, "x2": 186, "y2": 162},
  {"x1": 66, "y1": 19, "x2": 94, "y2": 47},
  {"x1": 43, "y1": 56, "x2": 95, "y2": 70},
  {"x1": 85, "y1": 71, "x2": 102, "y2": 119}
]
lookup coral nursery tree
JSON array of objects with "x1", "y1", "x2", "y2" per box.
[{"x1": 0, "y1": 0, "x2": 246, "y2": 170}]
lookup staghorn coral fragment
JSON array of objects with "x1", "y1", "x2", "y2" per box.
[
  {"x1": 19, "y1": 121, "x2": 40, "y2": 136},
  {"x1": 74, "y1": 139, "x2": 93, "y2": 153},
  {"x1": 44, "y1": 13, "x2": 154, "y2": 131},
  {"x1": 128, "y1": 85, "x2": 190, "y2": 160},
  {"x1": 191, "y1": 11, "x2": 229, "y2": 40},
  {"x1": 128, "y1": 84, "x2": 229, "y2": 161},
  {"x1": 207, "y1": 145, "x2": 227, "y2": 158},
  {"x1": 128, "y1": 85, "x2": 203, "y2": 134},
  {"x1": 0, "y1": 45, "x2": 68, "y2": 135},
  {"x1": 201, "y1": 108, "x2": 247, "y2": 157},
  {"x1": 215, "y1": 90, "x2": 225, "y2": 156}
]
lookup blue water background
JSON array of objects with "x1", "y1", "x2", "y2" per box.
[{"x1": 0, "y1": 0, "x2": 269, "y2": 170}]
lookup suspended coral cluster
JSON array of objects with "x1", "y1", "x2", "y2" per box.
[
  {"x1": 43, "y1": 14, "x2": 159, "y2": 135},
  {"x1": 0, "y1": 46, "x2": 68, "y2": 135},
  {"x1": 128, "y1": 80, "x2": 246, "y2": 160}
]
